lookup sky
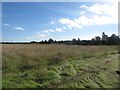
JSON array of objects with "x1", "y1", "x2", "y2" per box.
[{"x1": 2, "y1": 1, "x2": 118, "y2": 42}]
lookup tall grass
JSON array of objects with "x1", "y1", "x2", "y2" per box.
[{"x1": 2, "y1": 44, "x2": 118, "y2": 88}]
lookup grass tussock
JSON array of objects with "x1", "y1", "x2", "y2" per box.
[{"x1": 2, "y1": 44, "x2": 119, "y2": 88}]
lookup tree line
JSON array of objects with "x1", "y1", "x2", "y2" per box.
[
  {"x1": 30, "y1": 32, "x2": 120, "y2": 45},
  {"x1": 2, "y1": 32, "x2": 120, "y2": 45}
]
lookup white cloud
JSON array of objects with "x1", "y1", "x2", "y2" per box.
[
  {"x1": 62, "y1": 26, "x2": 67, "y2": 30},
  {"x1": 26, "y1": 32, "x2": 47, "y2": 40},
  {"x1": 82, "y1": 3, "x2": 117, "y2": 16},
  {"x1": 14, "y1": 27, "x2": 24, "y2": 31},
  {"x1": 74, "y1": 15, "x2": 116, "y2": 26},
  {"x1": 81, "y1": 4, "x2": 104, "y2": 15},
  {"x1": 80, "y1": 3, "x2": 117, "y2": 24},
  {"x1": 56, "y1": 28, "x2": 63, "y2": 32},
  {"x1": 42, "y1": 28, "x2": 63, "y2": 33},
  {"x1": 59, "y1": 18, "x2": 83, "y2": 29},
  {"x1": 80, "y1": 11, "x2": 85, "y2": 15},
  {"x1": 3, "y1": 23, "x2": 10, "y2": 26},
  {"x1": 74, "y1": 15, "x2": 93, "y2": 26},
  {"x1": 59, "y1": 3, "x2": 117, "y2": 29},
  {"x1": 49, "y1": 30, "x2": 55, "y2": 32},
  {"x1": 80, "y1": 5, "x2": 86, "y2": 8},
  {"x1": 35, "y1": 32, "x2": 46, "y2": 38},
  {"x1": 42, "y1": 29, "x2": 55, "y2": 33},
  {"x1": 50, "y1": 20, "x2": 56, "y2": 25}
]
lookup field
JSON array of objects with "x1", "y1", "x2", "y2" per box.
[{"x1": 2, "y1": 44, "x2": 119, "y2": 88}]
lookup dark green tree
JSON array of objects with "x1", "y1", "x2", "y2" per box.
[
  {"x1": 48, "y1": 38, "x2": 54, "y2": 44},
  {"x1": 102, "y1": 32, "x2": 108, "y2": 45}
]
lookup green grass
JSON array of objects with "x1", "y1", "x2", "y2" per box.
[{"x1": 2, "y1": 44, "x2": 119, "y2": 88}]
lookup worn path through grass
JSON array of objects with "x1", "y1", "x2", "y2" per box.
[{"x1": 2, "y1": 44, "x2": 119, "y2": 88}]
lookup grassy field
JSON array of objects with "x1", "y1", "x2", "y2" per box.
[{"x1": 2, "y1": 44, "x2": 119, "y2": 88}]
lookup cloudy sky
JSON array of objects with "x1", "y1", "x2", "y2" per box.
[{"x1": 2, "y1": 1, "x2": 118, "y2": 42}]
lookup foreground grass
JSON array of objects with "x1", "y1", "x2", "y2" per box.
[{"x1": 2, "y1": 44, "x2": 119, "y2": 88}]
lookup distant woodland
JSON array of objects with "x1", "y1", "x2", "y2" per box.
[{"x1": 2, "y1": 32, "x2": 120, "y2": 45}]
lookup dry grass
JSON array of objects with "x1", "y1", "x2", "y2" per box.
[{"x1": 2, "y1": 44, "x2": 118, "y2": 88}]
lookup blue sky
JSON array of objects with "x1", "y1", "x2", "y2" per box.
[{"x1": 2, "y1": 2, "x2": 118, "y2": 42}]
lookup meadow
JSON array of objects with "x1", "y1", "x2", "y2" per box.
[{"x1": 2, "y1": 44, "x2": 119, "y2": 88}]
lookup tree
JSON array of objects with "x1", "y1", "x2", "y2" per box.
[
  {"x1": 107, "y1": 34, "x2": 119, "y2": 45},
  {"x1": 72, "y1": 38, "x2": 77, "y2": 45},
  {"x1": 102, "y1": 32, "x2": 108, "y2": 45},
  {"x1": 30, "y1": 41, "x2": 37, "y2": 44},
  {"x1": 44, "y1": 40, "x2": 48, "y2": 44},
  {"x1": 91, "y1": 38, "x2": 96, "y2": 45},
  {"x1": 48, "y1": 38, "x2": 54, "y2": 44},
  {"x1": 95, "y1": 36, "x2": 101, "y2": 45},
  {"x1": 77, "y1": 38, "x2": 81, "y2": 45}
]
